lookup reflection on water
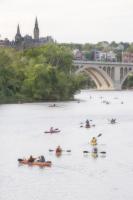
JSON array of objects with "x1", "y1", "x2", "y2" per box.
[{"x1": 1, "y1": 90, "x2": 133, "y2": 200}]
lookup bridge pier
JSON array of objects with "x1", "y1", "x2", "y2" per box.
[
  {"x1": 113, "y1": 68, "x2": 122, "y2": 90},
  {"x1": 113, "y1": 82, "x2": 121, "y2": 90}
]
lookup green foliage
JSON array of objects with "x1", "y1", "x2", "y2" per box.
[
  {"x1": 82, "y1": 43, "x2": 94, "y2": 51},
  {"x1": 0, "y1": 44, "x2": 86, "y2": 103},
  {"x1": 123, "y1": 74, "x2": 133, "y2": 89},
  {"x1": 84, "y1": 51, "x2": 93, "y2": 60},
  {"x1": 0, "y1": 51, "x2": 18, "y2": 102},
  {"x1": 127, "y1": 44, "x2": 133, "y2": 53},
  {"x1": 116, "y1": 52, "x2": 122, "y2": 62},
  {"x1": 60, "y1": 41, "x2": 131, "y2": 56}
]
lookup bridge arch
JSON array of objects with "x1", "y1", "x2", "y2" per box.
[
  {"x1": 73, "y1": 60, "x2": 133, "y2": 90},
  {"x1": 103, "y1": 66, "x2": 106, "y2": 72},
  {"x1": 120, "y1": 68, "x2": 133, "y2": 88},
  {"x1": 76, "y1": 65, "x2": 114, "y2": 90}
]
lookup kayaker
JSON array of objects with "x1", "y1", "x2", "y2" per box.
[
  {"x1": 91, "y1": 137, "x2": 97, "y2": 144},
  {"x1": 92, "y1": 147, "x2": 98, "y2": 153},
  {"x1": 86, "y1": 119, "x2": 90, "y2": 128},
  {"x1": 38, "y1": 155, "x2": 45, "y2": 162},
  {"x1": 28, "y1": 155, "x2": 35, "y2": 163},
  {"x1": 56, "y1": 145, "x2": 62, "y2": 153},
  {"x1": 86, "y1": 119, "x2": 89, "y2": 124},
  {"x1": 50, "y1": 127, "x2": 54, "y2": 132}
]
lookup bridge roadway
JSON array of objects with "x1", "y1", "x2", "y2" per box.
[{"x1": 73, "y1": 60, "x2": 133, "y2": 90}]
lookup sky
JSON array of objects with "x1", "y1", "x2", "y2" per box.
[{"x1": 0, "y1": 0, "x2": 133, "y2": 43}]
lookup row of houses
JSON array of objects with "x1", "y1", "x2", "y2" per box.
[
  {"x1": 73, "y1": 49, "x2": 133, "y2": 63},
  {"x1": 122, "y1": 52, "x2": 133, "y2": 63}
]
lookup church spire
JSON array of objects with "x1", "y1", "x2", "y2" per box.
[
  {"x1": 35, "y1": 17, "x2": 38, "y2": 29},
  {"x1": 17, "y1": 24, "x2": 21, "y2": 35},
  {"x1": 15, "y1": 24, "x2": 22, "y2": 42},
  {"x1": 34, "y1": 17, "x2": 39, "y2": 40}
]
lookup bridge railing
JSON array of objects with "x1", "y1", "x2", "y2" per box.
[{"x1": 73, "y1": 60, "x2": 133, "y2": 66}]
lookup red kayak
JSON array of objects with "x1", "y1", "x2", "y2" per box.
[{"x1": 18, "y1": 159, "x2": 52, "y2": 167}]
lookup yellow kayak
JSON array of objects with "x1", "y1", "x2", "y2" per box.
[{"x1": 91, "y1": 152, "x2": 98, "y2": 158}]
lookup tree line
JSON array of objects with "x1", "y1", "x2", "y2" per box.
[{"x1": 0, "y1": 44, "x2": 90, "y2": 103}]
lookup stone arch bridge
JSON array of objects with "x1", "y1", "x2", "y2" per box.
[{"x1": 74, "y1": 60, "x2": 133, "y2": 90}]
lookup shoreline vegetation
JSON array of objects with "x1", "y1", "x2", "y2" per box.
[
  {"x1": 0, "y1": 43, "x2": 132, "y2": 104},
  {"x1": 0, "y1": 44, "x2": 92, "y2": 104}
]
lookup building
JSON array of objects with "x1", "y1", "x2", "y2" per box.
[
  {"x1": 122, "y1": 52, "x2": 133, "y2": 63},
  {"x1": 73, "y1": 49, "x2": 85, "y2": 60},
  {"x1": 0, "y1": 17, "x2": 54, "y2": 50},
  {"x1": 106, "y1": 51, "x2": 117, "y2": 62},
  {"x1": 73, "y1": 49, "x2": 117, "y2": 62},
  {"x1": 93, "y1": 50, "x2": 117, "y2": 62}
]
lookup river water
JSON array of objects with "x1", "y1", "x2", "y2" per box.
[{"x1": 0, "y1": 90, "x2": 133, "y2": 200}]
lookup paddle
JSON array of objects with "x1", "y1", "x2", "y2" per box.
[
  {"x1": 83, "y1": 151, "x2": 106, "y2": 154},
  {"x1": 65, "y1": 150, "x2": 71, "y2": 153},
  {"x1": 100, "y1": 151, "x2": 106, "y2": 154},
  {"x1": 83, "y1": 151, "x2": 89, "y2": 153},
  {"x1": 49, "y1": 149, "x2": 71, "y2": 153},
  {"x1": 18, "y1": 158, "x2": 23, "y2": 161},
  {"x1": 97, "y1": 133, "x2": 102, "y2": 137},
  {"x1": 49, "y1": 149, "x2": 54, "y2": 152}
]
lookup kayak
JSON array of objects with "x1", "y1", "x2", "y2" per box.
[
  {"x1": 91, "y1": 152, "x2": 98, "y2": 158},
  {"x1": 18, "y1": 159, "x2": 52, "y2": 167},
  {"x1": 80, "y1": 125, "x2": 95, "y2": 128},
  {"x1": 86, "y1": 125, "x2": 90, "y2": 128},
  {"x1": 44, "y1": 130, "x2": 60, "y2": 134}
]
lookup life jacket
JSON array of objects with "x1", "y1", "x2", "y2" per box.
[
  {"x1": 91, "y1": 138, "x2": 97, "y2": 143},
  {"x1": 56, "y1": 148, "x2": 62, "y2": 153}
]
